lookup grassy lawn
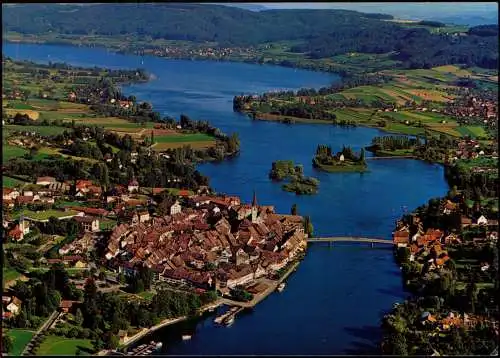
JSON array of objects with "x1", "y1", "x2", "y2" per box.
[
  {"x1": 3, "y1": 267, "x2": 22, "y2": 283},
  {"x1": 36, "y1": 336, "x2": 94, "y2": 356},
  {"x1": 14, "y1": 209, "x2": 79, "y2": 221},
  {"x1": 3, "y1": 175, "x2": 28, "y2": 188},
  {"x1": 137, "y1": 290, "x2": 155, "y2": 301},
  {"x1": 99, "y1": 219, "x2": 117, "y2": 231},
  {"x1": 5, "y1": 329, "x2": 35, "y2": 356},
  {"x1": 3, "y1": 144, "x2": 28, "y2": 161}
]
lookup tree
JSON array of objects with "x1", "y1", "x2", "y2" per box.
[
  {"x1": 2, "y1": 334, "x2": 14, "y2": 353},
  {"x1": 391, "y1": 333, "x2": 408, "y2": 355},
  {"x1": 303, "y1": 215, "x2": 314, "y2": 237},
  {"x1": 75, "y1": 308, "x2": 84, "y2": 326},
  {"x1": 291, "y1": 203, "x2": 298, "y2": 215}
]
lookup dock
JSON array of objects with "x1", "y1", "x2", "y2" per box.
[{"x1": 214, "y1": 306, "x2": 243, "y2": 325}]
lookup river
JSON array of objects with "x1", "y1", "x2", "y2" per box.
[{"x1": 3, "y1": 43, "x2": 449, "y2": 354}]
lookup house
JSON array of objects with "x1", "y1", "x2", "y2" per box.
[
  {"x1": 226, "y1": 265, "x2": 254, "y2": 288},
  {"x1": 393, "y1": 229, "x2": 410, "y2": 247},
  {"x1": 137, "y1": 211, "x2": 150, "y2": 223},
  {"x1": 74, "y1": 215, "x2": 100, "y2": 232},
  {"x1": 59, "y1": 300, "x2": 78, "y2": 313},
  {"x1": 3, "y1": 188, "x2": 20, "y2": 200},
  {"x1": 6, "y1": 297, "x2": 22, "y2": 315},
  {"x1": 36, "y1": 176, "x2": 57, "y2": 186},
  {"x1": 128, "y1": 178, "x2": 139, "y2": 193},
  {"x1": 476, "y1": 215, "x2": 488, "y2": 225},
  {"x1": 442, "y1": 200, "x2": 458, "y2": 215},
  {"x1": 118, "y1": 330, "x2": 128, "y2": 344},
  {"x1": 170, "y1": 201, "x2": 182, "y2": 215}
]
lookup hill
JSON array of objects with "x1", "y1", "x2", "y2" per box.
[{"x1": 2, "y1": 3, "x2": 498, "y2": 69}]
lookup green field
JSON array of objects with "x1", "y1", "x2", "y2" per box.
[
  {"x1": 3, "y1": 175, "x2": 28, "y2": 188},
  {"x1": 5, "y1": 329, "x2": 35, "y2": 356},
  {"x1": 36, "y1": 336, "x2": 94, "y2": 356},
  {"x1": 154, "y1": 133, "x2": 215, "y2": 143},
  {"x1": 3, "y1": 144, "x2": 28, "y2": 161}
]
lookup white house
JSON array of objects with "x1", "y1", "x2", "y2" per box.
[
  {"x1": 477, "y1": 215, "x2": 488, "y2": 225},
  {"x1": 339, "y1": 154, "x2": 345, "y2": 162},
  {"x1": 6, "y1": 297, "x2": 22, "y2": 315},
  {"x1": 128, "y1": 178, "x2": 139, "y2": 193},
  {"x1": 170, "y1": 201, "x2": 182, "y2": 215}
]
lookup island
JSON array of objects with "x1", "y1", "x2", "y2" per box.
[
  {"x1": 269, "y1": 160, "x2": 320, "y2": 195},
  {"x1": 312, "y1": 145, "x2": 367, "y2": 173}
]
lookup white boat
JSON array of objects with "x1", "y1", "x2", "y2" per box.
[
  {"x1": 224, "y1": 315, "x2": 235, "y2": 326},
  {"x1": 155, "y1": 342, "x2": 163, "y2": 349},
  {"x1": 182, "y1": 335, "x2": 192, "y2": 340},
  {"x1": 277, "y1": 282, "x2": 286, "y2": 292}
]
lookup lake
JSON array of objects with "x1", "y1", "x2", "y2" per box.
[{"x1": 3, "y1": 42, "x2": 449, "y2": 354}]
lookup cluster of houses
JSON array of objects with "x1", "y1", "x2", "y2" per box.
[
  {"x1": 420, "y1": 310, "x2": 497, "y2": 334},
  {"x1": 444, "y1": 94, "x2": 498, "y2": 124},
  {"x1": 150, "y1": 45, "x2": 255, "y2": 60},
  {"x1": 450, "y1": 139, "x2": 498, "y2": 162},
  {"x1": 105, "y1": 192, "x2": 307, "y2": 293}
]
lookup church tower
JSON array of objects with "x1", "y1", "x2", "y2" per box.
[{"x1": 251, "y1": 190, "x2": 258, "y2": 224}]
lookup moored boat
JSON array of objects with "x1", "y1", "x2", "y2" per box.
[{"x1": 277, "y1": 282, "x2": 286, "y2": 292}]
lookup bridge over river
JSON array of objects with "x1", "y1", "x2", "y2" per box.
[{"x1": 307, "y1": 236, "x2": 394, "y2": 247}]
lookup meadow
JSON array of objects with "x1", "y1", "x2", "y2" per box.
[
  {"x1": 36, "y1": 336, "x2": 94, "y2": 356},
  {"x1": 5, "y1": 329, "x2": 35, "y2": 356}
]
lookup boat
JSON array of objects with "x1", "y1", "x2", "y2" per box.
[
  {"x1": 182, "y1": 335, "x2": 192, "y2": 340},
  {"x1": 223, "y1": 315, "x2": 235, "y2": 326},
  {"x1": 277, "y1": 282, "x2": 286, "y2": 292},
  {"x1": 155, "y1": 342, "x2": 163, "y2": 349}
]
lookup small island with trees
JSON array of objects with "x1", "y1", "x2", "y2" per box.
[
  {"x1": 269, "y1": 160, "x2": 320, "y2": 195},
  {"x1": 312, "y1": 145, "x2": 367, "y2": 172}
]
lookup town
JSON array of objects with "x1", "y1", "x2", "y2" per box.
[{"x1": 3, "y1": 175, "x2": 307, "y2": 354}]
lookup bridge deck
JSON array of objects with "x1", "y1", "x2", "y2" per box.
[{"x1": 307, "y1": 237, "x2": 393, "y2": 244}]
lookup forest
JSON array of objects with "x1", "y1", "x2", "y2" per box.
[{"x1": 3, "y1": 4, "x2": 498, "y2": 69}]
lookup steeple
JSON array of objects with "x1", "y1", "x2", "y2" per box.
[{"x1": 251, "y1": 190, "x2": 258, "y2": 224}]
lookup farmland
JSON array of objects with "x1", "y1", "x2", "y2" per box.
[{"x1": 240, "y1": 64, "x2": 497, "y2": 140}]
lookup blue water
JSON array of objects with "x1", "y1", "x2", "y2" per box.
[{"x1": 3, "y1": 43, "x2": 449, "y2": 354}]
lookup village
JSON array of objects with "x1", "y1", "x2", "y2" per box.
[{"x1": 387, "y1": 187, "x2": 499, "y2": 354}]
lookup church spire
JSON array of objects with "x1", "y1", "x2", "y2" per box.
[{"x1": 252, "y1": 190, "x2": 257, "y2": 207}]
